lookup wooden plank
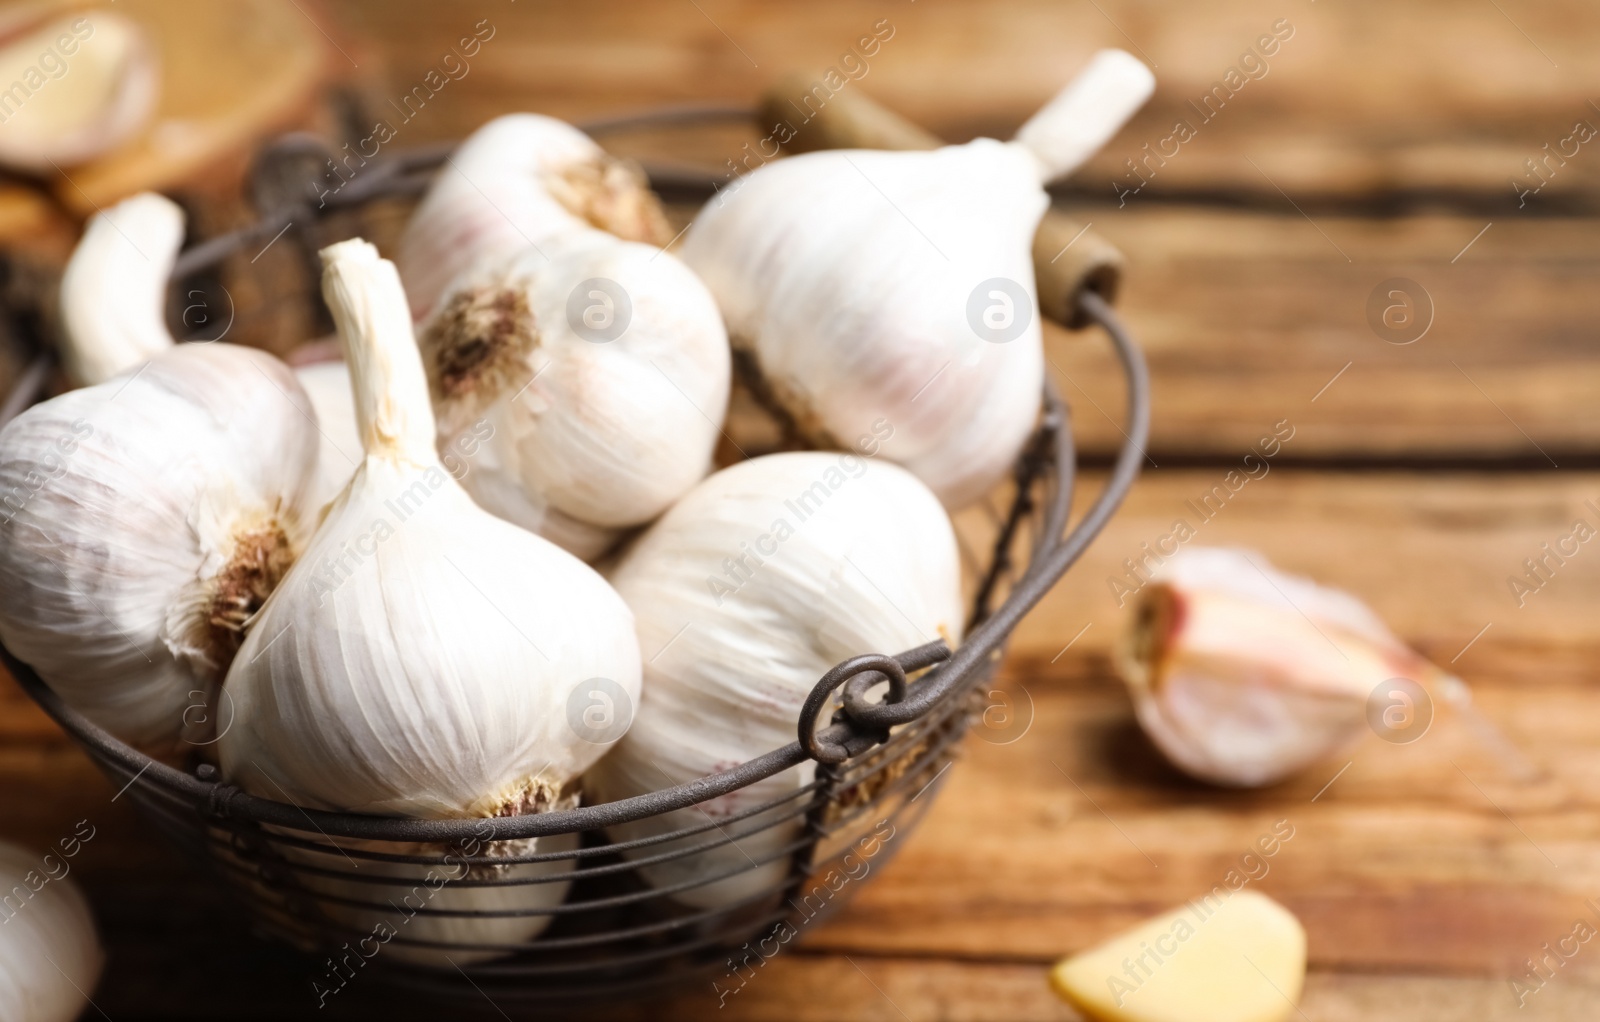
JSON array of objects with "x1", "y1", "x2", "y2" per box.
[
  {"x1": 0, "y1": 470, "x2": 1596, "y2": 1018},
  {"x1": 325, "y1": 0, "x2": 1600, "y2": 202}
]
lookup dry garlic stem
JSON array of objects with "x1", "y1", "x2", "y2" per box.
[
  {"x1": 397, "y1": 114, "x2": 671, "y2": 321},
  {"x1": 57, "y1": 191, "x2": 361, "y2": 511},
  {"x1": 1119, "y1": 547, "x2": 1455, "y2": 787},
  {"x1": 680, "y1": 50, "x2": 1152, "y2": 508}
]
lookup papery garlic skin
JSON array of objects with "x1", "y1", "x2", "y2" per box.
[
  {"x1": 219, "y1": 240, "x2": 641, "y2": 961},
  {"x1": 288, "y1": 360, "x2": 362, "y2": 514},
  {"x1": 58, "y1": 192, "x2": 184, "y2": 388},
  {"x1": 419, "y1": 228, "x2": 730, "y2": 560},
  {"x1": 398, "y1": 114, "x2": 671, "y2": 321},
  {"x1": 0, "y1": 11, "x2": 158, "y2": 173},
  {"x1": 0, "y1": 343, "x2": 318, "y2": 750},
  {"x1": 0, "y1": 840, "x2": 103, "y2": 1022},
  {"x1": 586, "y1": 451, "x2": 962, "y2": 908},
  {"x1": 1118, "y1": 547, "x2": 1448, "y2": 787},
  {"x1": 679, "y1": 51, "x2": 1153, "y2": 509}
]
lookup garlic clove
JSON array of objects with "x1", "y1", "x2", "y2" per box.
[
  {"x1": 0, "y1": 839, "x2": 104, "y2": 1022},
  {"x1": 585, "y1": 450, "x2": 962, "y2": 908},
  {"x1": 1118, "y1": 547, "x2": 1450, "y2": 787},
  {"x1": 397, "y1": 114, "x2": 671, "y2": 321},
  {"x1": 0, "y1": 341, "x2": 319, "y2": 752},
  {"x1": 0, "y1": 11, "x2": 159, "y2": 173},
  {"x1": 418, "y1": 226, "x2": 730, "y2": 559},
  {"x1": 680, "y1": 52, "x2": 1150, "y2": 509},
  {"x1": 57, "y1": 191, "x2": 184, "y2": 388},
  {"x1": 1049, "y1": 890, "x2": 1306, "y2": 1022}
]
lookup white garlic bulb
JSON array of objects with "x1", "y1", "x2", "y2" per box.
[
  {"x1": 0, "y1": 341, "x2": 319, "y2": 751},
  {"x1": 0, "y1": 839, "x2": 103, "y2": 1022},
  {"x1": 586, "y1": 450, "x2": 962, "y2": 908},
  {"x1": 680, "y1": 50, "x2": 1153, "y2": 509},
  {"x1": 1118, "y1": 547, "x2": 1453, "y2": 787},
  {"x1": 398, "y1": 113, "x2": 670, "y2": 321},
  {"x1": 57, "y1": 191, "x2": 363, "y2": 511},
  {"x1": 418, "y1": 227, "x2": 730, "y2": 560},
  {"x1": 0, "y1": 10, "x2": 158, "y2": 173},
  {"x1": 219, "y1": 239, "x2": 641, "y2": 960}
]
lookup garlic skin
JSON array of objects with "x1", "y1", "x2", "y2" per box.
[
  {"x1": 419, "y1": 228, "x2": 730, "y2": 560},
  {"x1": 0, "y1": 840, "x2": 103, "y2": 1022},
  {"x1": 0, "y1": 343, "x2": 318, "y2": 751},
  {"x1": 58, "y1": 191, "x2": 184, "y2": 388},
  {"x1": 398, "y1": 114, "x2": 671, "y2": 321},
  {"x1": 1118, "y1": 547, "x2": 1450, "y2": 787},
  {"x1": 680, "y1": 51, "x2": 1153, "y2": 509},
  {"x1": 57, "y1": 191, "x2": 363, "y2": 510},
  {"x1": 0, "y1": 11, "x2": 158, "y2": 173},
  {"x1": 585, "y1": 451, "x2": 962, "y2": 908},
  {"x1": 219, "y1": 240, "x2": 640, "y2": 960}
]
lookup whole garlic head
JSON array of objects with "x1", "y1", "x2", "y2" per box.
[
  {"x1": 397, "y1": 113, "x2": 671, "y2": 321},
  {"x1": 57, "y1": 191, "x2": 362, "y2": 511},
  {"x1": 0, "y1": 839, "x2": 103, "y2": 1022},
  {"x1": 0, "y1": 342, "x2": 319, "y2": 751},
  {"x1": 1118, "y1": 547, "x2": 1452, "y2": 787},
  {"x1": 220, "y1": 239, "x2": 641, "y2": 819},
  {"x1": 680, "y1": 51, "x2": 1153, "y2": 508},
  {"x1": 419, "y1": 227, "x2": 730, "y2": 560},
  {"x1": 585, "y1": 451, "x2": 962, "y2": 908}
]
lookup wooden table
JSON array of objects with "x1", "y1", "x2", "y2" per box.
[{"x1": 5, "y1": 2, "x2": 1599, "y2": 1018}]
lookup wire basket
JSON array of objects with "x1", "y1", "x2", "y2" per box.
[{"x1": 0, "y1": 111, "x2": 1151, "y2": 1010}]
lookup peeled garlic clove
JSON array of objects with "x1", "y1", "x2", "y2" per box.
[
  {"x1": 585, "y1": 451, "x2": 962, "y2": 908},
  {"x1": 0, "y1": 341, "x2": 318, "y2": 751},
  {"x1": 0, "y1": 11, "x2": 158, "y2": 173},
  {"x1": 219, "y1": 240, "x2": 641, "y2": 960},
  {"x1": 58, "y1": 191, "x2": 364, "y2": 508},
  {"x1": 397, "y1": 114, "x2": 671, "y2": 321},
  {"x1": 680, "y1": 51, "x2": 1152, "y2": 508},
  {"x1": 1050, "y1": 890, "x2": 1306, "y2": 1022},
  {"x1": 58, "y1": 191, "x2": 183, "y2": 388},
  {"x1": 419, "y1": 227, "x2": 730, "y2": 560},
  {"x1": 0, "y1": 839, "x2": 104, "y2": 1022},
  {"x1": 1119, "y1": 547, "x2": 1448, "y2": 787}
]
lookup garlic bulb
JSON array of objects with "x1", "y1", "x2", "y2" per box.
[
  {"x1": 0, "y1": 839, "x2": 103, "y2": 1022},
  {"x1": 58, "y1": 191, "x2": 362, "y2": 510},
  {"x1": 219, "y1": 239, "x2": 640, "y2": 960},
  {"x1": 418, "y1": 227, "x2": 730, "y2": 560},
  {"x1": 586, "y1": 451, "x2": 962, "y2": 908},
  {"x1": 398, "y1": 113, "x2": 671, "y2": 321},
  {"x1": 0, "y1": 341, "x2": 319, "y2": 751},
  {"x1": 680, "y1": 50, "x2": 1153, "y2": 509},
  {"x1": 1118, "y1": 547, "x2": 1453, "y2": 787},
  {"x1": 0, "y1": 10, "x2": 158, "y2": 173}
]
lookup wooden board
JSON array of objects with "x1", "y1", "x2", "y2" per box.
[{"x1": 4, "y1": 471, "x2": 1598, "y2": 1019}]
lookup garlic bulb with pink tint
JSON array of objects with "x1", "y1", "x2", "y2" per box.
[
  {"x1": 1118, "y1": 547, "x2": 1455, "y2": 787},
  {"x1": 679, "y1": 50, "x2": 1153, "y2": 509}
]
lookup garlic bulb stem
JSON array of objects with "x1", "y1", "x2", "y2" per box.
[
  {"x1": 321, "y1": 240, "x2": 437, "y2": 465},
  {"x1": 58, "y1": 191, "x2": 184, "y2": 387},
  {"x1": 1014, "y1": 49, "x2": 1156, "y2": 183}
]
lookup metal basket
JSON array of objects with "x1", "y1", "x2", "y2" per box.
[{"x1": 0, "y1": 110, "x2": 1151, "y2": 1010}]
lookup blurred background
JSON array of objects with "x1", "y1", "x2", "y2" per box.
[{"x1": 1, "y1": 1, "x2": 1597, "y2": 1019}]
